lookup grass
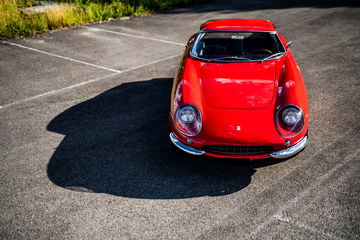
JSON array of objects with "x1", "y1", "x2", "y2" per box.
[{"x1": 0, "y1": 0, "x2": 208, "y2": 39}]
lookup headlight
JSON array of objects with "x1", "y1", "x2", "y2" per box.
[
  {"x1": 179, "y1": 106, "x2": 196, "y2": 123},
  {"x1": 276, "y1": 105, "x2": 304, "y2": 138},
  {"x1": 281, "y1": 107, "x2": 302, "y2": 126},
  {"x1": 175, "y1": 103, "x2": 202, "y2": 136}
]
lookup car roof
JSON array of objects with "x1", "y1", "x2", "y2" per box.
[{"x1": 200, "y1": 19, "x2": 276, "y2": 32}]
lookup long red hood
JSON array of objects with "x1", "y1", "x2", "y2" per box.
[
  {"x1": 176, "y1": 58, "x2": 281, "y2": 144},
  {"x1": 201, "y1": 62, "x2": 276, "y2": 109},
  {"x1": 171, "y1": 48, "x2": 308, "y2": 150}
]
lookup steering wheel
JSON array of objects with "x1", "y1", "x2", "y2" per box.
[{"x1": 249, "y1": 49, "x2": 273, "y2": 55}]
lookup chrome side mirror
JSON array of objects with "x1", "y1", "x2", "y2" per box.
[
  {"x1": 286, "y1": 41, "x2": 293, "y2": 48},
  {"x1": 187, "y1": 33, "x2": 197, "y2": 45}
]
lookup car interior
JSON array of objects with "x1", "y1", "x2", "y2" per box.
[{"x1": 195, "y1": 32, "x2": 284, "y2": 60}]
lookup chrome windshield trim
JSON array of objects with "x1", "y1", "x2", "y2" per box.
[
  {"x1": 261, "y1": 52, "x2": 285, "y2": 62},
  {"x1": 190, "y1": 30, "x2": 286, "y2": 63},
  {"x1": 270, "y1": 136, "x2": 308, "y2": 159},
  {"x1": 169, "y1": 132, "x2": 205, "y2": 155},
  {"x1": 189, "y1": 53, "x2": 285, "y2": 63}
]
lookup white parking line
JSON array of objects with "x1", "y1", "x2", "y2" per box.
[
  {"x1": 249, "y1": 147, "x2": 360, "y2": 238},
  {"x1": 3, "y1": 41, "x2": 122, "y2": 73},
  {"x1": 0, "y1": 73, "x2": 119, "y2": 110},
  {"x1": 83, "y1": 26, "x2": 186, "y2": 46},
  {"x1": 120, "y1": 53, "x2": 180, "y2": 73},
  {"x1": 194, "y1": 128, "x2": 355, "y2": 240},
  {"x1": 0, "y1": 54, "x2": 180, "y2": 110},
  {"x1": 275, "y1": 215, "x2": 343, "y2": 239}
]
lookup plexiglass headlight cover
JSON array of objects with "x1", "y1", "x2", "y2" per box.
[
  {"x1": 282, "y1": 107, "x2": 302, "y2": 126},
  {"x1": 175, "y1": 103, "x2": 202, "y2": 136},
  {"x1": 276, "y1": 105, "x2": 304, "y2": 138}
]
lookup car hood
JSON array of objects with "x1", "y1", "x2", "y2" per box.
[{"x1": 201, "y1": 62, "x2": 276, "y2": 109}]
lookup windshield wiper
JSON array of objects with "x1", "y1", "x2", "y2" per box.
[
  {"x1": 208, "y1": 56, "x2": 250, "y2": 62},
  {"x1": 260, "y1": 52, "x2": 285, "y2": 62}
]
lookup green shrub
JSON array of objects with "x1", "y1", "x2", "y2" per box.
[
  {"x1": 0, "y1": 0, "x2": 47, "y2": 37},
  {"x1": 0, "y1": 0, "x2": 209, "y2": 39}
]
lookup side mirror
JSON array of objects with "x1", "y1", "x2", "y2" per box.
[
  {"x1": 187, "y1": 33, "x2": 197, "y2": 45},
  {"x1": 286, "y1": 41, "x2": 293, "y2": 48},
  {"x1": 188, "y1": 37, "x2": 195, "y2": 45}
]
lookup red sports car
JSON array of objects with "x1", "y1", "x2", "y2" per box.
[{"x1": 169, "y1": 19, "x2": 308, "y2": 159}]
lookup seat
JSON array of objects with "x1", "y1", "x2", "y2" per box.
[{"x1": 200, "y1": 45, "x2": 227, "y2": 57}]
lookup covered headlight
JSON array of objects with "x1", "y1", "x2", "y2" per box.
[
  {"x1": 179, "y1": 106, "x2": 196, "y2": 123},
  {"x1": 276, "y1": 105, "x2": 304, "y2": 138},
  {"x1": 282, "y1": 107, "x2": 302, "y2": 126},
  {"x1": 175, "y1": 103, "x2": 202, "y2": 136}
]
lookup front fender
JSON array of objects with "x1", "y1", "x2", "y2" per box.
[{"x1": 275, "y1": 52, "x2": 309, "y2": 139}]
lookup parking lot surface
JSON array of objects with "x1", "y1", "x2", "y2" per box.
[{"x1": 1, "y1": 0, "x2": 360, "y2": 239}]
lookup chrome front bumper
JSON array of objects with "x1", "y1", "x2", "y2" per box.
[
  {"x1": 270, "y1": 136, "x2": 308, "y2": 159},
  {"x1": 170, "y1": 132, "x2": 308, "y2": 159},
  {"x1": 169, "y1": 132, "x2": 205, "y2": 155}
]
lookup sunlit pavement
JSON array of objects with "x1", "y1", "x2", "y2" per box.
[{"x1": 1, "y1": 0, "x2": 360, "y2": 239}]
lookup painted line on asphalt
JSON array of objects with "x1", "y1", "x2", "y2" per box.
[
  {"x1": 83, "y1": 26, "x2": 186, "y2": 46},
  {"x1": 0, "y1": 73, "x2": 119, "y2": 110},
  {"x1": 120, "y1": 53, "x2": 180, "y2": 73},
  {"x1": 249, "y1": 147, "x2": 360, "y2": 238},
  {"x1": 0, "y1": 54, "x2": 181, "y2": 110},
  {"x1": 274, "y1": 150, "x2": 359, "y2": 240},
  {"x1": 194, "y1": 128, "x2": 355, "y2": 240},
  {"x1": 275, "y1": 215, "x2": 342, "y2": 239},
  {"x1": 3, "y1": 41, "x2": 122, "y2": 73}
]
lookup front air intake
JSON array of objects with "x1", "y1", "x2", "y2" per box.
[{"x1": 203, "y1": 145, "x2": 274, "y2": 155}]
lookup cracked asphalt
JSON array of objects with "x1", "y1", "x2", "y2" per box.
[{"x1": 1, "y1": 0, "x2": 360, "y2": 239}]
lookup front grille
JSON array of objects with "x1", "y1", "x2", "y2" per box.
[{"x1": 203, "y1": 145, "x2": 274, "y2": 155}]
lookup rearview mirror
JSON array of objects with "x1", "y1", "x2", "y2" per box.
[{"x1": 286, "y1": 41, "x2": 293, "y2": 48}]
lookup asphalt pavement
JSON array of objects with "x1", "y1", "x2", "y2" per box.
[{"x1": 1, "y1": 0, "x2": 360, "y2": 239}]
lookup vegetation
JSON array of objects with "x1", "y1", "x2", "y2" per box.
[{"x1": 0, "y1": 0, "x2": 208, "y2": 39}]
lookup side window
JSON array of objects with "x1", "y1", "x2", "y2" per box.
[{"x1": 274, "y1": 34, "x2": 285, "y2": 52}]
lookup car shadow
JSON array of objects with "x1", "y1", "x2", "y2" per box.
[{"x1": 47, "y1": 78, "x2": 286, "y2": 199}]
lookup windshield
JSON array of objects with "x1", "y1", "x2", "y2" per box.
[{"x1": 190, "y1": 31, "x2": 285, "y2": 62}]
